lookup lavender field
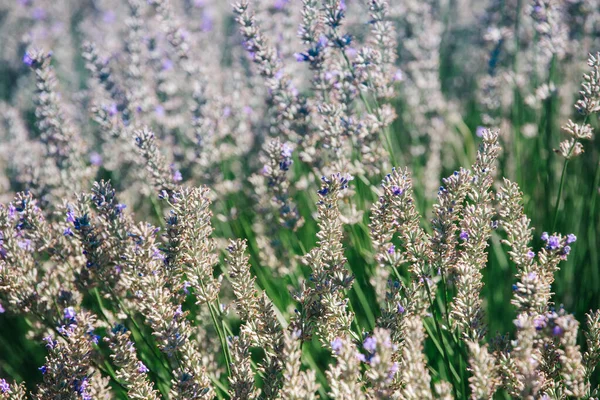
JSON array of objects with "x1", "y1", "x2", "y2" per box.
[{"x1": 0, "y1": 0, "x2": 599, "y2": 399}]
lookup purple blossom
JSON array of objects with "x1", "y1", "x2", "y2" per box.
[
  {"x1": 201, "y1": 10, "x2": 213, "y2": 32},
  {"x1": 38, "y1": 365, "x2": 47, "y2": 374},
  {"x1": 552, "y1": 325, "x2": 563, "y2": 336},
  {"x1": 64, "y1": 307, "x2": 76, "y2": 321},
  {"x1": 137, "y1": 361, "x2": 149, "y2": 374},
  {"x1": 387, "y1": 245, "x2": 395, "y2": 255},
  {"x1": 17, "y1": 239, "x2": 32, "y2": 251},
  {"x1": 547, "y1": 235, "x2": 560, "y2": 250},
  {"x1": 363, "y1": 336, "x2": 377, "y2": 353},
  {"x1": 391, "y1": 185, "x2": 403, "y2": 196},
  {"x1": 152, "y1": 247, "x2": 165, "y2": 261},
  {"x1": 103, "y1": 10, "x2": 116, "y2": 24},
  {"x1": 63, "y1": 227, "x2": 74, "y2": 236},
  {"x1": 356, "y1": 352, "x2": 366, "y2": 362},
  {"x1": 459, "y1": 230, "x2": 469, "y2": 241},
  {"x1": 43, "y1": 335, "x2": 56, "y2": 349},
  {"x1": 294, "y1": 52, "x2": 307, "y2": 62},
  {"x1": 66, "y1": 207, "x2": 75, "y2": 223},
  {"x1": 89, "y1": 152, "x2": 103, "y2": 166},
  {"x1": 273, "y1": 0, "x2": 290, "y2": 9},
  {"x1": 388, "y1": 362, "x2": 399, "y2": 379},
  {"x1": 281, "y1": 142, "x2": 294, "y2": 158},
  {"x1": 172, "y1": 169, "x2": 183, "y2": 182},
  {"x1": 162, "y1": 59, "x2": 173, "y2": 71},
  {"x1": 32, "y1": 7, "x2": 46, "y2": 20},
  {"x1": 8, "y1": 204, "x2": 16, "y2": 220},
  {"x1": 566, "y1": 234, "x2": 577, "y2": 244},
  {"x1": 0, "y1": 379, "x2": 10, "y2": 393},
  {"x1": 476, "y1": 126, "x2": 486, "y2": 137},
  {"x1": 397, "y1": 303, "x2": 405, "y2": 314},
  {"x1": 393, "y1": 69, "x2": 404, "y2": 82},
  {"x1": 107, "y1": 103, "x2": 118, "y2": 117},
  {"x1": 541, "y1": 232, "x2": 549, "y2": 241},
  {"x1": 563, "y1": 245, "x2": 571, "y2": 255},
  {"x1": 23, "y1": 53, "x2": 34, "y2": 66},
  {"x1": 533, "y1": 315, "x2": 547, "y2": 330},
  {"x1": 0, "y1": 304, "x2": 4, "y2": 314},
  {"x1": 183, "y1": 281, "x2": 191, "y2": 295},
  {"x1": 73, "y1": 378, "x2": 89, "y2": 397},
  {"x1": 527, "y1": 250, "x2": 535, "y2": 259},
  {"x1": 174, "y1": 305, "x2": 184, "y2": 318},
  {"x1": 331, "y1": 337, "x2": 343, "y2": 353}
]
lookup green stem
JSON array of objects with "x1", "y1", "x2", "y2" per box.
[
  {"x1": 552, "y1": 158, "x2": 569, "y2": 232},
  {"x1": 424, "y1": 279, "x2": 460, "y2": 400},
  {"x1": 208, "y1": 302, "x2": 232, "y2": 378}
]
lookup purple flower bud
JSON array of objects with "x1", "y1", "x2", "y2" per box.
[
  {"x1": 397, "y1": 303, "x2": 405, "y2": 314},
  {"x1": 17, "y1": 239, "x2": 32, "y2": 251},
  {"x1": 459, "y1": 230, "x2": 469, "y2": 241},
  {"x1": 387, "y1": 245, "x2": 395, "y2": 255},
  {"x1": 281, "y1": 142, "x2": 294, "y2": 158},
  {"x1": 174, "y1": 305, "x2": 184, "y2": 318},
  {"x1": 0, "y1": 379, "x2": 10, "y2": 393},
  {"x1": 547, "y1": 235, "x2": 560, "y2": 250},
  {"x1": 331, "y1": 337, "x2": 343, "y2": 353},
  {"x1": 138, "y1": 361, "x2": 149, "y2": 373},
  {"x1": 533, "y1": 315, "x2": 546, "y2": 330},
  {"x1": 32, "y1": 7, "x2": 46, "y2": 20},
  {"x1": 162, "y1": 59, "x2": 173, "y2": 71},
  {"x1": 552, "y1": 325, "x2": 563, "y2": 336},
  {"x1": 23, "y1": 53, "x2": 34, "y2": 67},
  {"x1": 294, "y1": 52, "x2": 307, "y2": 62},
  {"x1": 103, "y1": 10, "x2": 116, "y2": 23},
  {"x1": 393, "y1": 69, "x2": 404, "y2": 82},
  {"x1": 363, "y1": 336, "x2": 377, "y2": 353},
  {"x1": 356, "y1": 352, "x2": 366, "y2": 362},
  {"x1": 563, "y1": 245, "x2": 571, "y2": 255},
  {"x1": 566, "y1": 234, "x2": 577, "y2": 244},
  {"x1": 391, "y1": 185, "x2": 403, "y2": 196},
  {"x1": 318, "y1": 35, "x2": 328, "y2": 48},
  {"x1": 201, "y1": 10, "x2": 213, "y2": 32},
  {"x1": 8, "y1": 204, "x2": 16, "y2": 220},
  {"x1": 173, "y1": 169, "x2": 183, "y2": 182},
  {"x1": 541, "y1": 232, "x2": 549, "y2": 241},
  {"x1": 64, "y1": 307, "x2": 76, "y2": 321},
  {"x1": 43, "y1": 335, "x2": 55, "y2": 349},
  {"x1": 89, "y1": 152, "x2": 103, "y2": 166},
  {"x1": 38, "y1": 365, "x2": 47, "y2": 374},
  {"x1": 0, "y1": 304, "x2": 4, "y2": 314},
  {"x1": 388, "y1": 362, "x2": 399, "y2": 379},
  {"x1": 107, "y1": 103, "x2": 118, "y2": 117},
  {"x1": 63, "y1": 227, "x2": 73, "y2": 236},
  {"x1": 527, "y1": 250, "x2": 535, "y2": 259}
]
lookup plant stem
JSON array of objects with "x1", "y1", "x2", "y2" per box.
[{"x1": 424, "y1": 279, "x2": 460, "y2": 399}]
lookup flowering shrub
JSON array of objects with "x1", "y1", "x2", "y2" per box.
[{"x1": 0, "y1": 0, "x2": 599, "y2": 399}]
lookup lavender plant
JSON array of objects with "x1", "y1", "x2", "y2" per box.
[{"x1": 0, "y1": 0, "x2": 598, "y2": 399}]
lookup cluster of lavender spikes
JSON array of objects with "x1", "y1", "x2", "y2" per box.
[{"x1": 0, "y1": 0, "x2": 599, "y2": 399}]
